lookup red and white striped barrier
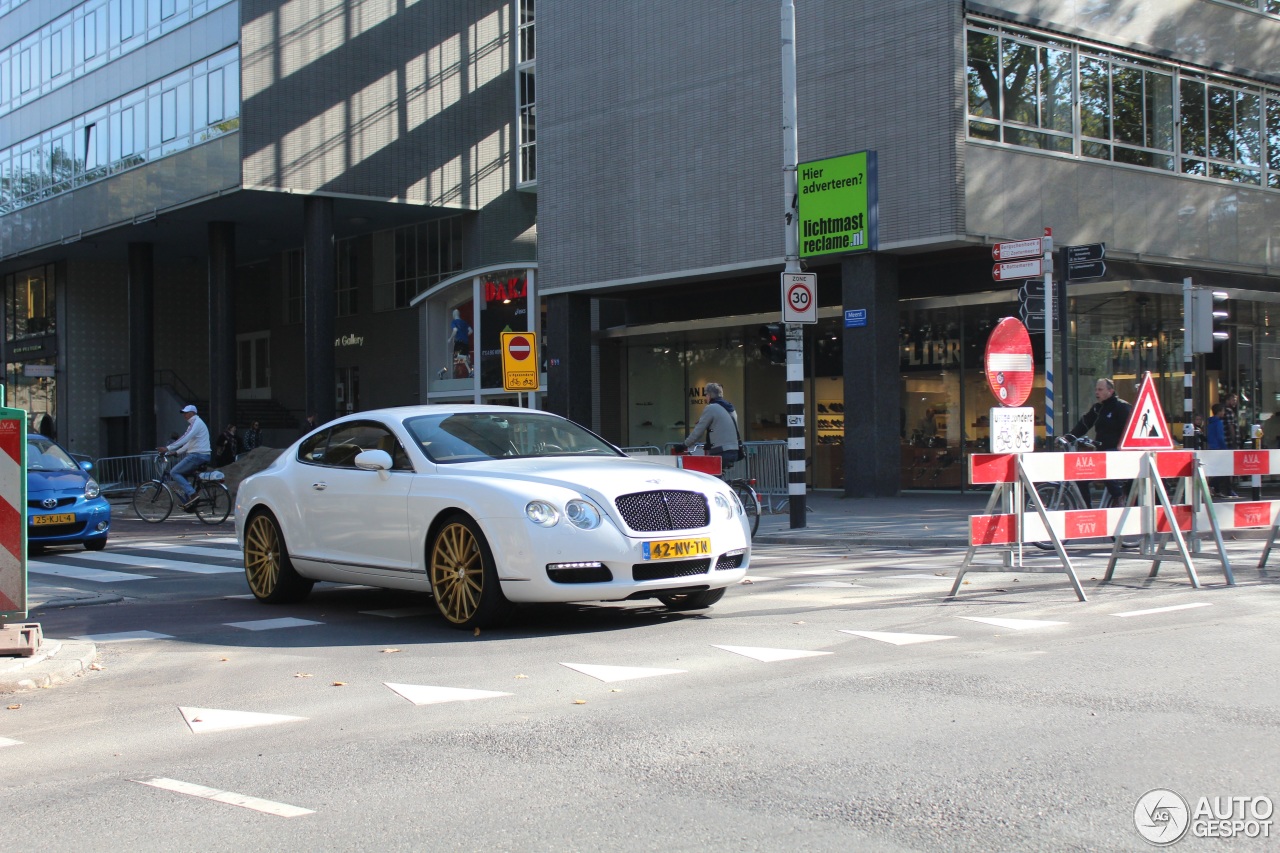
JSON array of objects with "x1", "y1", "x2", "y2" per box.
[
  {"x1": 0, "y1": 414, "x2": 25, "y2": 616},
  {"x1": 971, "y1": 500, "x2": 1280, "y2": 546},
  {"x1": 971, "y1": 449, "x2": 1279, "y2": 485}
]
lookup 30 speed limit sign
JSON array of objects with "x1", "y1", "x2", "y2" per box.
[{"x1": 781, "y1": 272, "x2": 817, "y2": 324}]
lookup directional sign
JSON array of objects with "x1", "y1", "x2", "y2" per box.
[
  {"x1": 781, "y1": 272, "x2": 817, "y2": 324},
  {"x1": 1021, "y1": 310, "x2": 1059, "y2": 334},
  {"x1": 500, "y1": 332, "x2": 540, "y2": 392},
  {"x1": 992, "y1": 258, "x2": 1043, "y2": 281},
  {"x1": 1019, "y1": 296, "x2": 1046, "y2": 315},
  {"x1": 992, "y1": 238, "x2": 1043, "y2": 262},
  {"x1": 1019, "y1": 280, "x2": 1045, "y2": 299},
  {"x1": 1067, "y1": 260, "x2": 1106, "y2": 281},
  {"x1": 984, "y1": 317, "x2": 1035, "y2": 407},
  {"x1": 1065, "y1": 243, "x2": 1105, "y2": 264}
]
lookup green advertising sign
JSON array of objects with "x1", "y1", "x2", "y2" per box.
[{"x1": 797, "y1": 150, "x2": 878, "y2": 259}]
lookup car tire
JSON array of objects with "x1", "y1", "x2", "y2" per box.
[
  {"x1": 243, "y1": 510, "x2": 314, "y2": 604},
  {"x1": 83, "y1": 538, "x2": 107, "y2": 552},
  {"x1": 428, "y1": 514, "x2": 514, "y2": 630},
  {"x1": 658, "y1": 587, "x2": 726, "y2": 611}
]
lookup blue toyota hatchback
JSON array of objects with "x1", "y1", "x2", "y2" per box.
[{"x1": 27, "y1": 434, "x2": 110, "y2": 551}]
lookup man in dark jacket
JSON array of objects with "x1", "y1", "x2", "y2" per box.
[{"x1": 1068, "y1": 377, "x2": 1133, "y2": 505}]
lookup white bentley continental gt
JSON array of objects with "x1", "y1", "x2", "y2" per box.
[{"x1": 234, "y1": 406, "x2": 752, "y2": 628}]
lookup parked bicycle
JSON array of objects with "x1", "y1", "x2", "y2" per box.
[
  {"x1": 132, "y1": 452, "x2": 231, "y2": 524},
  {"x1": 1029, "y1": 434, "x2": 1135, "y2": 549}
]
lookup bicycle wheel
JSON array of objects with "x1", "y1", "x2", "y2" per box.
[
  {"x1": 1028, "y1": 483, "x2": 1082, "y2": 550},
  {"x1": 196, "y1": 482, "x2": 232, "y2": 525},
  {"x1": 1101, "y1": 489, "x2": 1141, "y2": 548},
  {"x1": 733, "y1": 482, "x2": 761, "y2": 538},
  {"x1": 132, "y1": 481, "x2": 174, "y2": 522}
]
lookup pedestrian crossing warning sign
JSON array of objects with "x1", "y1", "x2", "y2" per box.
[{"x1": 1119, "y1": 372, "x2": 1174, "y2": 450}]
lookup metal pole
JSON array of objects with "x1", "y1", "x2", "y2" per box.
[
  {"x1": 1183, "y1": 277, "x2": 1194, "y2": 446},
  {"x1": 1058, "y1": 247, "x2": 1071, "y2": 432},
  {"x1": 782, "y1": 0, "x2": 805, "y2": 528},
  {"x1": 1043, "y1": 228, "x2": 1054, "y2": 439}
]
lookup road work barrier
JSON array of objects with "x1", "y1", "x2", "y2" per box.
[{"x1": 953, "y1": 449, "x2": 1280, "y2": 601}]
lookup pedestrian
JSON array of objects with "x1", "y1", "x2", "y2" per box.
[
  {"x1": 1068, "y1": 377, "x2": 1133, "y2": 507},
  {"x1": 301, "y1": 412, "x2": 318, "y2": 436},
  {"x1": 1222, "y1": 392, "x2": 1241, "y2": 495},
  {"x1": 1207, "y1": 402, "x2": 1236, "y2": 498},
  {"x1": 681, "y1": 382, "x2": 744, "y2": 470},
  {"x1": 156, "y1": 404, "x2": 211, "y2": 511},
  {"x1": 242, "y1": 420, "x2": 262, "y2": 452},
  {"x1": 1182, "y1": 413, "x2": 1205, "y2": 450},
  {"x1": 214, "y1": 423, "x2": 238, "y2": 467}
]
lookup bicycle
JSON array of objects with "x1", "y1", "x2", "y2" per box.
[
  {"x1": 1029, "y1": 435, "x2": 1136, "y2": 549},
  {"x1": 672, "y1": 445, "x2": 761, "y2": 538},
  {"x1": 131, "y1": 452, "x2": 232, "y2": 524}
]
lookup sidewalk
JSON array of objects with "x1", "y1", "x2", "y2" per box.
[{"x1": 756, "y1": 489, "x2": 988, "y2": 547}]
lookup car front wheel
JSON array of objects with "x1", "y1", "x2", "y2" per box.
[
  {"x1": 428, "y1": 514, "x2": 513, "y2": 630},
  {"x1": 243, "y1": 510, "x2": 314, "y2": 604},
  {"x1": 658, "y1": 587, "x2": 726, "y2": 611}
]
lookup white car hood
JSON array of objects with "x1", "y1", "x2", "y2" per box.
[{"x1": 442, "y1": 456, "x2": 719, "y2": 503}]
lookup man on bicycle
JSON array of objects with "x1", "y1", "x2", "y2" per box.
[
  {"x1": 157, "y1": 404, "x2": 211, "y2": 511},
  {"x1": 681, "y1": 382, "x2": 742, "y2": 469},
  {"x1": 1067, "y1": 377, "x2": 1132, "y2": 506}
]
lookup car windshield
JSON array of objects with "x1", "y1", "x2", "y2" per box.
[
  {"x1": 27, "y1": 437, "x2": 80, "y2": 472},
  {"x1": 405, "y1": 412, "x2": 623, "y2": 463}
]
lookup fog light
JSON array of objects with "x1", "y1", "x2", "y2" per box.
[
  {"x1": 96, "y1": 521, "x2": 109, "y2": 532},
  {"x1": 723, "y1": 548, "x2": 747, "y2": 558}
]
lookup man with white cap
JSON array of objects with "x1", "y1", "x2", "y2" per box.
[{"x1": 157, "y1": 404, "x2": 211, "y2": 511}]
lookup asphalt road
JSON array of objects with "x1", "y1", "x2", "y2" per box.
[{"x1": 2, "y1": 518, "x2": 1278, "y2": 852}]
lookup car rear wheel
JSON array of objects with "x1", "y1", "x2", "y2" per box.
[
  {"x1": 428, "y1": 515, "x2": 513, "y2": 629},
  {"x1": 658, "y1": 587, "x2": 726, "y2": 611},
  {"x1": 243, "y1": 511, "x2": 314, "y2": 604}
]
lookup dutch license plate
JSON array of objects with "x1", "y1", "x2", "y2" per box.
[
  {"x1": 643, "y1": 537, "x2": 711, "y2": 561},
  {"x1": 32, "y1": 513, "x2": 75, "y2": 526}
]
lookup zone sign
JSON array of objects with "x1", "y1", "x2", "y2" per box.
[{"x1": 781, "y1": 273, "x2": 817, "y2": 324}]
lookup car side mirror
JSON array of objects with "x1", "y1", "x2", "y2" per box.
[{"x1": 354, "y1": 449, "x2": 393, "y2": 473}]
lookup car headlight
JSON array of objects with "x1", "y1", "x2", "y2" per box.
[
  {"x1": 526, "y1": 500, "x2": 560, "y2": 527},
  {"x1": 714, "y1": 492, "x2": 735, "y2": 519},
  {"x1": 85, "y1": 479, "x2": 101, "y2": 499},
  {"x1": 564, "y1": 499, "x2": 602, "y2": 530}
]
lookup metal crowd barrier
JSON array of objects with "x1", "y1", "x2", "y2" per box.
[
  {"x1": 93, "y1": 453, "x2": 160, "y2": 499},
  {"x1": 660, "y1": 440, "x2": 789, "y2": 513},
  {"x1": 620, "y1": 445, "x2": 663, "y2": 456}
]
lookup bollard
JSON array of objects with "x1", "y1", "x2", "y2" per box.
[{"x1": 1252, "y1": 424, "x2": 1264, "y2": 501}]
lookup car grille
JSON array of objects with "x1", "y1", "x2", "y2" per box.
[
  {"x1": 632, "y1": 558, "x2": 711, "y2": 582},
  {"x1": 29, "y1": 521, "x2": 86, "y2": 538},
  {"x1": 715, "y1": 552, "x2": 746, "y2": 571},
  {"x1": 614, "y1": 490, "x2": 709, "y2": 532},
  {"x1": 28, "y1": 497, "x2": 75, "y2": 510}
]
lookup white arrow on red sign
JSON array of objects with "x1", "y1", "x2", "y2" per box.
[
  {"x1": 992, "y1": 258, "x2": 1043, "y2": 281},
  {"x1": 991, "y1": 238, "x2": 1043, "y2": 261},
  {"x1": 984, "y1": 317, "x2": 1035, "y2": 407}
]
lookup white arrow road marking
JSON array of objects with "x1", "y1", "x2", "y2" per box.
[
  {"x1": 68, "y1": 551, "x2": 240, "y2": 574},
  {"x1": 71, "y1": 630, "x2": 173, "y2": 642},
  {"x1": 839, "y1": 630, "x2": 958, "y2": 646},
  {"x1": 384, "y1": 683, "x2": 514, "y2": 705},
  {"x1": 0, "y1": 737, "x2": 22, "y2": 747},
  {"x1": 27, "y1": 562, "x2": 153, "y2": 582},
  {"x1": 960, "y1": 617, "x2": 1067, "y2": 630},
  {"x1": 559, "y1": 663, "x2": 686, "y2": 683},
  {"x1": 711, "y1": 645, "x2": 833, "y2": 662},
  {"x1": 224, "y1": 618, "x2": 323, "y2": 631},
  {"x1": 1114, "y1": 602, "x2": 1213, "y2": 618},
  {"x1": 178, "y1": 706, "x2": 306, "y2": 734},
  {"x1": 135, "y1": 778, "x2": 313, "y2": 817},
  {"x1": 360, "y1": 607, "x2": 436, "y2": 618}
]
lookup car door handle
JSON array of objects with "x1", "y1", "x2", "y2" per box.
[{"x1": 312, "y1": 482, "x2": 327, "y2": 491}]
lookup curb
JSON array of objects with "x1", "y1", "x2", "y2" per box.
[
  {"x1": 29, "y1": 589, "x2": 124, "y2": 612},
  {"x1": 0, "y1": 639, "x2": 98, "y2": 693},
  {"x1": 754, "y1": 534, "x2": 972, "y2": 548}
]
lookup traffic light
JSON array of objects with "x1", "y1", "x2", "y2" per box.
[
  {"x1": 1188, "y1": 289, "x2": 1229, "y2": 354},
  {"x1": 759, "y1": 323, "x2": 786, "y2": 364}
]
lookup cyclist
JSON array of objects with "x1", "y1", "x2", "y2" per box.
[
  {"x1": 1066, "y1": 377, "x2": 1132, "y2": 507},
  {"x1": 681, "y1": 382, "x2": 742, "y2": 469},
  {"x1": 156, "y1": 404, "x2": 211, "y2": 511}
]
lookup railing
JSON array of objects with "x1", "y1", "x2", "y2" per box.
[
  {"x1": 93, "y1": 454, "x2": 161, "y2": 499},
  {"x1": 620, "y1": 445, "x2": 663, "y2": 456},
  {"x1": 661, "y1": 440, "x2": 788, "y2": 512}
]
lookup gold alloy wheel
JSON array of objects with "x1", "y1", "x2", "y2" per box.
[
  {"x1": 244, "y1": 514, "x2": 282, "y2": 598},
  {"x1": 430, "y1": 521, "x2": 484, "y2": 625}
]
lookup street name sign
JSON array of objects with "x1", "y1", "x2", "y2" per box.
[
  {"x1": 993, "y1": 257, "x2": 1043, "y2": 281},
  {"x1": 1065, "y1": 242, "x2": 1106, "y2": 281},
  {"x1": 992, "y1": 238, "x2": 1043, "y2": 261}
]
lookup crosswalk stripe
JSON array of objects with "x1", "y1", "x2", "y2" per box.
[
  {"x1": 1114, "y1": 602, "x2": 1213, "y2": 618},
  {"x1": 177, "y1": 706, "x2": 307, "y2": 734},
  {"x1": 559, "y1": 662, "x2": 686, "y2": 683},
  {"x1": 384, "y1": 683, "x2": 513, "y2": 705},
  {"x1": 838, "y1": 630, "x2": 957, "y2": 645},
  {"x1": 135, "y1": 778, "x2": 313, "y2": 818},
  {"x1": 119, "y1": 543, "x2": 241, "y2": 560},
  {"x1": 57, "y1": 551, "x2": 240, "y2": 574},
  {"x1": 0, "y1": 737, "x2": 22, "y2": 747},
  {"x1": 712, "y1": 645, "x2": 832, "y2": 662},
  {"x1": 72, "y1": 630, "x2": 173, "y2": 642},
  {"x1": 960, "y1": 617, "x2": 1067, "y2": 630},
  {"x1": 28, "y1": 561, "x2": 153, "y2": 582}
]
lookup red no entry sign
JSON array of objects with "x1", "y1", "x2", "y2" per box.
[
  {"x1": 984, "y1": 317, "x2": 1034, "y2": 407},
  {"x1": 508, "y1": 335, "x2": 532, "y2": 360}
]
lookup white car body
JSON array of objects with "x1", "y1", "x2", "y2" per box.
[{"x1": 234, "y1": 406, "x2": 751, "y2": 607}]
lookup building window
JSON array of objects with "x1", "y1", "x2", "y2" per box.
[
  {"x1": 336, "y1": 239, "x2": 359, "y2": 317},
  {"x1": 966, "y1": 19, "x2": 1280, "y2": 190},
  {"x1": 516, "y1": 0, "x2": 535, "y2": 187},
  {"x1": 285, "y1": 250, "x2": 303, "y2": 325},
  {"x1": 373, "y1": 218, "x2": 465, "y2": 311},
  {"x1": 5, "y1": 265, "x2": 56, "y2": 340}
]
